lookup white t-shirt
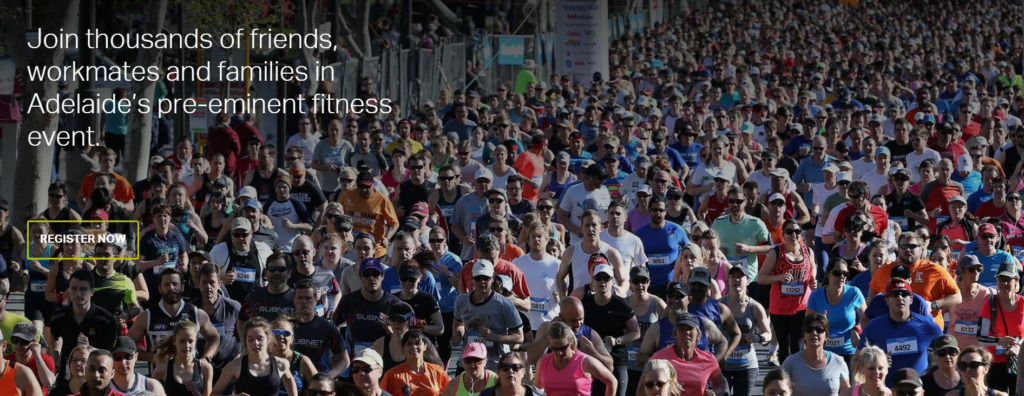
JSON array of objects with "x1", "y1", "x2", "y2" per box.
[
  {"x1": 265, "y1": 199, "x2": 303, "y2": 252},
  {"x1": 746, "y1": 170, "x2": 775, "y2": 196},
  {"x1": 861, "y1": 168, "x2": 890, "y2": 197},
  {"x1": 513, "y1": 254, "x2": 562, "y2": 330},
  {"x1": 600, "y1": 229, "x2": 648, "y2": 269},
  {"x1": 690, "y1": 160, "x2": 738, "y2": 188},
  {"x1": 822, "y1": 202, "x2": 849, "y2": 240},
  {"x1": 559, "y1": 184, "x2": 612, "y2": 245},
  {"x1": 812, "y1": 183, "x2": 840, "y2": 238},
  {"x1": 905, "y1": 149, "x2": 942, "y2": 183},
  {"x1": 852, "y1": 158, "x2": 876, "y2": 179}
]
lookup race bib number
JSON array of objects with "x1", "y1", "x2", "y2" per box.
[
  {"x1": 315, "y1": 304, "x2": 326, "y2": 317},
  {"x1": 891, "y1": 216, "x2": 909, "y2": 231},
  {"x1": 727, "y1": 256, "x2": 749, "y2": 269},
  {"x1": 627, "y1": 345, "x2": 640, "y2": 363},
  {"x1": 997, "y1": 344, "x2": 1007, "y2": 356},
  {"x1": 441, "y1": 206, "x2": 455, "y2": 218},
  {"x1": 326, "y1": 154, "x2": 343, "y2": 166},
  {"x1": 154, "y1": 261, "x2": 177, "y2": 274},
  {"x1": 233, "y1": 267, "x2": 257, "y2": 283},
  {"x1": 530, "y1": 297, "x2": 549, "y2": 313},
  {"x1": 467, "y1": 332, "x2": 494, "y2": 347},
  {"x1": 29, "y1": 281, "x2": 46, "y2": 293},
  {"x1": 954, "y1": 321, "x2": 978, "y2": 336},
  {"x1": 825, "y1": 334, "x2": 845, "y2": 348},
  {"x1": 781, "y1": 282, "x2": 804, "y2": 296},
  {"x1": 532, "y1": 176, "x2": 543, "y2": 186},
  {"x1": 886, "y1": 337, "x2": 919, "y2": 356},
  {"x1": 726, "y1": 345, "x2": 750, "y2": 366},
  {"x1": 649, "y1": 254, "x2": 672, "y2": 266}
]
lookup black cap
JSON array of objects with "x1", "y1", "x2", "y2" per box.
[
  {"x1": 835, "y1": 140, "x2": 849, "y2": 153},
  {"x1": 585, "y1": 164, "x2": 609, "y2": 180},
  {"x1": 401, "y1": 217, "x2": 422, "y2": 231},
  {"x1": 630, "y1": 266, "x2": 651, "y2": 280},
  {"x1": 689, "y1": 267, "x2": 712, "y2": 285},
  {"x1": 893, "y1": 368, "x2": 923, "y2": 387},
  {"x1": 604, "y1": 153, "x2": 620, "y2": 161},
  {"x1": 667, "y1": 281, "x2": 688, "y2": 296},
  {"x1": 398, "y1": 264, "x2": 421, "y2": 280},
  {"x1": 666, "y1": 187, "x2": 684, "y2": 198},
  {"x1": 891, "y1": 264, "x2": 912, "y2": 280},
  {"x1": 188, "y1": 250, "x2": 212, "y2": 263},
  {"x1": 729, "y1": 265, "x2": 751, "y2": 278},
  {"x1": 112, "y1": 336, "x2": 137, "y2": 354},
  {"x1": 387, "y1": 302, "x2": 415, "y2": 321},
  {"x1": 357, "y1": 171, "x2": 375, "y2": 187},
  {"x1": 335, "y1": 215, "x2": 354, "y2": 229},
  {"x1": 675, "y1": 313, "x2": 700, "y2": 328}
]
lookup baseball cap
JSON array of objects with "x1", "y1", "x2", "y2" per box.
[
  {"x1": 636, "y1": 185, "x2": 653, "y2": 196},
  {"x1": 90, "y1": 208, "x2": 110, "y2": 221},
  {"x1": 11, "y1": 322, "x2": 37, "y2": 342},
  {"x1": 112, "y1": 335, "x2": 137, "y2": 354},
  {"x1": 729, "y1": 265, "x2": 751, "y2": 278},
  {"x1": 667, "y1": 281, "x2": 688, "y2": 296},
  {"x1": 463, "y1": 342, "x2": 489, "y2": 361},
  {"x1": 585, "y1": 164, "x2": 609, "y2": 180},
  {"x1": 592, "y1": 263, "x2": 614, "y2": 278},
  {"x1": 768, "y1": 193, "x2": 786, "y2": 204},
  {"x1": 485, "y1": 188, "x2": 508, "y2": 200},
  {"x1": 957, "y1": 154, "x2": 974, "y2": 172},
  {"x1": 411, "y1": 202, "x2": 430, "y2": 218},
  {"x1": 931, "y1": 334, "x2": 959, "y2": 351},
  {"x1": 238, "y1": 186, "x2": 258, "y2": 199},
  {"x1": 891, "y1": 264, "x2": 912, "y2": 280},
  {"x1": 387, "y1": 302, "x2": 415, "y2": 322},
  {"x1": 689, "y1": 267, "x2": 712, "y2": 285},
  {"x1": 769, "y1": 168, "x2": 790, "y2": 179},
  {"x1": 959, "y1": 255, "x2": 982, "y2": 270},
  {"x1": 556, "y1": 151, "x2": 571, "y2": 164},
  {"x1": 675, "y1": 313, "x2": 700, "y2": 328},
  {"x1": 472, "y1": 259, "x2": 495, "y2": 278},
  {"x1": 359, "y1": 258, "x2": 385, "y2": 275},
  {"x1": 979, "y1": 223, "x2": 998, "y2": 237},
  {"x1": 188, "y1": 250, "x2": 212, "y2": 263},
  {"x1": 837, "y1": 172, "x2": 853, "y2": 183},
  {"x1": 398, "y1": 264, "x2": 421, "y2": 280},
  {"x1": 630, "y1": 266, "x2": 651, "y2": 280},
  {"x1": 996, "y1": 261, "x2": 1019, "y2": 279},
  {"x1": 475, "y1": 168, "x2": 494, "y2": 181},
  {"x1": 353, "y1": 349, "x2": 384, "y2": 369},
  {"x1": 823, "y1": 163, "x2": 840, "y2": 174},
  {"x1": 497, "y1": 274, "x2": 513, "y2": 292},
  {"x1": 891, "y1": 168, "x2": 911, "y2": 178},
  {"x1": 241, "y1": 198, "x2": 260, "y2": 210},
  {"x1": 356, "y1": 171, "x2": 375, "y2": 187},
  {"x1": 231, "y1": 217, "x2": 252, "y2": 232},
  {"x1": 875, "y1": 147, "x2": 891, "y2": 157},
  {"x1": 893, "y1": 368, "x2": 923, "y2": 388},
  {"x1": 740, "y1": 122, "x2": 755, "y2": 135},
  {"x1": 950, "y1": 196, "x2": 968, "y2": 206},
  {"x1": 635, "y1": 155, "x2": 652, "y2": 168},
  {"x1": 886, "y1": 279, "x2": 912, "y2": 294},
  {"x1": 666, "y1": 187, "x2": 684, "y2": 199}
]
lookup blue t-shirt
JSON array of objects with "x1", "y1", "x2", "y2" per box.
[
  {"x1": 952, "y1": 171, "x2": 982, "y2": 197},
  {"x1": 380, "y1": 266, "x2": 443, "y2": 302},
  {"x1": 807, "y1": 285, "x2": 865, "y2": 356},
  {"x1": 139, "y1": 230, "x2": 189, "y2": 291},
  {"x1": 965, "y1": 250, "x2": 1016, "y2": 288},
  {"x1": 566, "y1": 151, "x2": 594, "y2": 174},
  {"x1": 967, "y1": 189, "x2": 994, "y2": 213},
  {"x1": 860, "y1": 313, "x2": 943, "y2": 386},
  {"x1": 783, "y1": 135, "x2": 814, "y2": 157},
  {"x1": 864, "y1": 293, "x2": 929, "y2": 321},
  {"x1": 669, "y1": 142, "x2": 704, "y2": 168},
  {"x1": 633, "y1": 221, "x2": 690, "y2": 286},
  {"x1": 435, "y1": 252, "x2": 464, "y2": 313},
  {"x1": 849, "y1": 270, "x2": 873, "y2": 300}
]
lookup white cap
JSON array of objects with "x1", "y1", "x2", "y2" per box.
[
  {"x1": 768, "y1": 193, "x2": 786, "y2": 203},
  {"x1": 837, "y1": 172, "x2": 853, "y2": 182},
  {"x1": 823, "y1": 162, "x2": 840, "y2": 173},
  {"x1": 239, "y1": 186, "x2": 258, "y2": 199},
  {"x1": 957, "y1": 154, "x2": 973, "y2": 172},
  {"x1": 497, "y1": 275, "x2": 513, "y2": 292},
  {"x1": 472, "y1": 259, "x2": 495, "y2": 278},
  {"x1": 474, "y1": 168, "x2": 494, "y2": 181},
  {"x1": 592, "y1": 264, "x2": 614, "y2": 278}
]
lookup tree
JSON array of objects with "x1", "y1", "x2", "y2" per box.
[
  {"x1": 0, "y1": 0, "x2": 78, "y2": 233},
  {"x1": 123, "y1": 0, "x2": 168, "y2": 184}
]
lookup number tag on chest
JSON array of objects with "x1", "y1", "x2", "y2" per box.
[
  {"x1": 891, "y1": 216, "x2": 909, "y2": 231},
  {"x1": 467, "y1": 332, "x2": 494, "y2": 347},
  {"x1": 825, "y1": 334, "x2": 845, "y2": 348},
  {"x1": 727, "y1": 256, "x2": 749, "y2": 269},
  {"x1": 530, "y1": 297, "x2": 549, "y2": 313},
  {"x1": 649, "y1": 254, "x2": 671, "y2": 266},
  {"x1": 233, "y1": 267, "x2": 257, "y2": 283},
  {"x1": 781, "y1": 282, "x2": 804, "y2": 296},
  {"x1": 29, "y1": 281, "x2": 47, "y2": 293},
  {"x1": 154, "y1": 261, "x2": 177, "y2": 274},
  {"x1": 954, "y1": 321, "x2": 978, "y2": 336},
  {"x1": 726, "y1": 345, "x2": 750, "y2": 366},
  {"x1": 886, "y1": 337, "x2": 919, "y2": 356}
]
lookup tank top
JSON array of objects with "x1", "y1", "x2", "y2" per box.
[
  {"x1": 278, "y1": 351, "x2": 305, "y2": 396},
  {"x1": 26, "y1": 244, "x2": 53, "y2": 301},
  {"x1": 852, "y1": 384, "x2": 892, "y2": 396},
  {"x1": 539, "y1": 351, "x2": 591, "y2": 396},
  {"x1": 432, "y1": 156, "x2": 453, "y2": 174},
  {"x1": 688, "y1": 298, "x2": 722, "y2": 326},
  {"x1": 147, "y1": 302, "x2": 201, "y2": 356},
  {"x1": 546, "y1": 173, "x2": 577, "y2": 199},
  {"x1": 570, "y1": 242, "x2": 610, "y2": 291},
  {"x1": 250, "y1": 170, "x2": 278, "y2": 202},
  {"x1": 113, "y1": 373, "x2": 151, "y2": 395},
  {"x1": 196, "y1": 174, "x2": 227, "y2": 209},
  {"x1": 398, "y1": 180, "x2": 435, "y2": 217},
  {"x1": 721, "y1": 296, "x2": 759, "y2": 371},
  {"x1": 455, "y1": 372, "x2": 497, "y2": 396},
  {"x1": 709, "y1": 259, "x2": 729, "y2": 295},
  {"x1": 705, "y1": 192, "x2": 729, "y2": 222},
  {"x1": 0, "y1": 226, "x2": 15, "y2": 264},
  {"x1": 235, "y1": 355, "x2": 281, "y2": 396},
  {"x1": 769, "y1": 244, "x2": 813, "y2": 315},
  {"x1": 54, "y1": 260, "x2": 75, "y2": 306},
  {"x1": 1005, "y1": 148, "x2": 1023, "y2": 181},
  {"x1": 437, "y1": 186, "x2": 466, "y2": 223},
  {"x1": 41, "y1": 207, "x2": 74, "y2": 234},
  {"x1": 382, "y1": 334, "x2": 406, "y2": 373},
  {"x1": 161, "y1": 357, "x2": 203, "y2": 396},
  {"x1": 0, "y1": 361, "x2": 21, "y2": 396},
  {"x1": 627, "y1": 298, "x2": 660, "y2": 371}
]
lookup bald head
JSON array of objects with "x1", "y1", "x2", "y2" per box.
[{"x1": 559, "y1": 297, "x2": 585, "y2": 332}]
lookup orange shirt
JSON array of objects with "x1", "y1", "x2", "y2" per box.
[
  {"x1": 512, "y1": 148, "x2": 545, "y2": 202},
  {"x1": 381, "y1": 362, "x2": 450, "y2": 396},
  {"x1": 80, "y1": 171, "x2": 136, "y2": 205},
  {"x1": 339, "y1": 189, "x2": 399, "y2": 257},
  {"x1": 869, "y1": 259, "x2": 960, "y2": 329}
]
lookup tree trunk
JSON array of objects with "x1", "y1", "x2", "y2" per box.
[
  {"x1": 124, "y1": 0, "x2": 168, "y2": 183},
  {"x1": 295, "y1": 0, "x2": 320, "y2": 96},
  {"x1": 1, "y1": 0, "x2": 79, "y2": 233}
]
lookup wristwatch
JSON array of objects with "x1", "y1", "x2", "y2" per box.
[
  {"x1": 930, "y1": 301, "x2": 939, "y2": 311},
  {"x1": 614, "y1": 338, "x2": 622, "y2": 346}
]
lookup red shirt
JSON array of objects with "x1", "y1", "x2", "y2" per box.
[
  {"x1": 960, "y1": 121, "x2": 982, "y2": 143},
  {"x1": 4, "y1": 353, "x2": 54, "y2": 396},
  {"x1": 977, "y1": 200, "x2": 1007, "y2": 219},
  {"x1": 460, "y1": 258, "x2": 532, "y2": 298},
  {"x1": 234, "y1": 156, "x2": 259, "y2": 184},
  {"x1": 833, "y1": 203, "x2": 888, "y2": 235}
]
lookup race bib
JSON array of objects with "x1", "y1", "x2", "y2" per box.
[
  {"x1": 649, "y1": 254, "x2": 672, "y2": 266},
  {"x1": 727, "y1": 256, "x2": 749, "y2": 270},
  {"x1": 886, "y1": 337, "x2": 919, "y2": 356},
  {"x1": 532, "y1": 176, "x2": 543, "y2": 186},
  {"x1": 825, "y1": 334, "x2": 845, "y2": 348},
  {"x1": 1012, "y1": 246, "x2": 1024, "y2": 261},
  {"x1": 891, "y1": 216, "x2": 909, "y2": 231},
  {"x1": 315, "y1": 304, "x2": 326, "y2": 317},
  {"x1": 954, "y1": 320, "x2": 978, "y2": 336},
  {"x1": 530, "y1": 297, "x2": 549, "y2": 313},
  {"x1": 233, "y1": 267, "x2": 257, "y2": 283},
  {"x1": 726, "y1": 345, "x2": 750, "y2": 366},
  {"x1": 467, "y1": 331, "x2": 494, "y2": 347},
  {"x1": 154, "y1": 261, "x2": 177, "y2": 274},
  {"x1": 627, "y1": 345, "x2": 640, "y2": 363},
  {"x1": 441, "y1": 206, "x2": 455, "y2": 218},
  {"x1": 781, "y1": 282, "x2": 804, "y2": 296},
  {"x1": 997, "y1": 344, "x2": 1007, "y2": 356},
  {"x1": 29, "y1": 281, "x2": 47, "y2": 293},
  {"x1": 326, "y1": 154, "x2": 343, "y2": 166}
]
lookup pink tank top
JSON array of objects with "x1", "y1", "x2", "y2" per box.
[
  {"x1": 852, "y1": 384, "x2": 891, "y2": 396},
  {"x1": 539, "y1": 351, "x2": 592, "y2": 396}
]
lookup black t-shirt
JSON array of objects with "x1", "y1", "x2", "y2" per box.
[
  {"x1": 289, "y1": 181, "x2": 328, "y2": 215},
  {"x1": 51, "y1": 305, "x2": 119, "y2": 379},
  {"x1": 885, "y1": 141, "x2": 915, "y2": 167},
  {"x1": 293, "y1": 315, "x2": 348, "y2": 373},
  {"x1": 240, "y1": 287, "x2": 296, "y2": 321},
  {"x1": 509, "y1": 200, "x2": 537, "y2": 219},
  {"x1": 335, "y1": 292, "x2": 402, "y2": 354},
  {"x1": 395, "y1": 291, "x2": 441, "y2": 324},
  {"x1": 581, "y1": 294, "x2": 635, "y2": 364},
  {"x1": 885, "y1": 191, "x2": 926, "y2": 231}
]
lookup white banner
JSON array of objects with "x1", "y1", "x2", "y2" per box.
[{"x1": 555, "y1": 0, "x2": 609, "y2": 85}]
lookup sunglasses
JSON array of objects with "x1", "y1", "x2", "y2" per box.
[
  {"x1": 499, "y1": 363, "x2": 525, "y2": 372},
  {"x1": 784, "y1": 228, "x2": 802, "y2": 235},
  {"x1": 812, "y1": 147, "x2": 826, "y2": 151},
  {"x1": 964, "y1": 267, "x2": 983, "y2": 274},
  {"x1": 890, "y1": 290, "x2": 912, "y2": 298},
  {"x1": 830, "y1": 270, "x2": 849, "y2": 278},
  {"x1": 351, "y1": 366, "x2": 376, "y2": 374},
  {"x1": 112, "y1": 353, "x2": 134, "y2": 362},
  {"x1": 49, "y1": 193, "x2": 64, "y2": 199},
  {"x1": 232, "y1": 232, "x2": 250, "y2": 238},
  {"x1": 804, "y1": 326, "x2": 826, "y2": 334},
  {"x1": 464, "y1": 357, "x2": 484, "y2": 364},
  {"x1": 594, "y1": 274, "x2": 612, "y2": 283},
  {"x1": 474, "y1": 276, "x2": 492, "y2": 282},
  {"x1": 458, "y1": 152, "x2": 470, "y2": 156},
  {"x1": 631, "y1": 278, "x2": 650, "y2": 285},
  {"x1": 666, "y1": 293, "x2": 685, "y2": 299},
  {"x1": 936, "y1": 348, "x2": 959, "y2": 358},
  {"x1": 1009, "y1": 196, "x2": 1023, "y2": 201},
  {"x1": 549, "y1": 344, "x2": 571, "y2": 352},
  {"x1": 361, "y1": 271, "x2": 382, "y2": 278},
  {"x1": 537, "y1": 205, "x2": 553, "y2": 211},
  {"x1": 489, "y1": 227, "x2": 505, "y2": 233},
  {"x1": 266, "y1": 266, "x2": 289, "y2": 273},
  {"x1": 645, "y1": 381, "x2": 668, "y2": 389},
  {"x1": 272, "y1": 329, "x2": 293, "y2": 337},
  {"x1": 957, "y1": 361, "x2": 989, "y2": 371},
  {"x1": 489, "y1": 199, "x2": 506, "y2": 204},
  {"x1": 848, "y1": 194, "x2": 863, "y2": 200},
  {"x1": 439, "y1": 176, "x2": 456, "y2": 182},
  {"x1": 728, "y1": 199, "x2": 745, "y2": 205},
  {"x1": 899, "y1": 244, "x2": 920, "y2": 250},
  {"x1": 429, "y1": 238, "x2": 446, "y2": 243},
  {"x1": 400, "y1": 277, "x2": 419, "y2": 283},
  {"x1": 340, "y1": 178, "x2": 355, "y2": 183}
]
